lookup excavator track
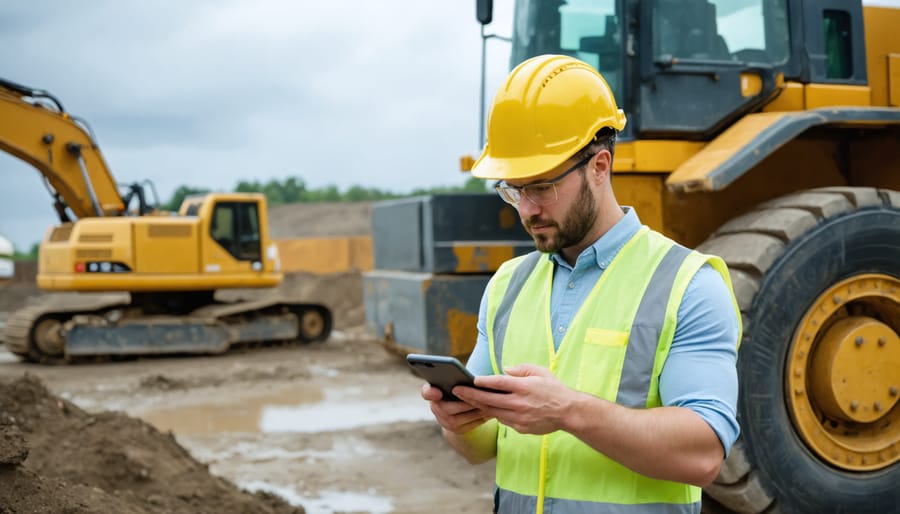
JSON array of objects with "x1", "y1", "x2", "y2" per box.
[
  {"x1": 2, "y1": 298, "x2": 129, "y2": 363},
  {"x1": 696, "y1": 187, "x2": 900, "y2": 513},
  {"x1": 1, "y1": 297, "x2": 332, "y2": 363}
]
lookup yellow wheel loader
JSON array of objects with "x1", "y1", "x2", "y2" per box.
[
  {"x1": 0, "y1": 78, "x2": 331, "y2": 362},
  {"x1": 366, "y1": 0, "x2": 899, "y2": 511}
]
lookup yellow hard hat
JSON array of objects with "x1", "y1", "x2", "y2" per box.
[{"x1": 472, "y1": 54, "x2": 626, "y2": 181}]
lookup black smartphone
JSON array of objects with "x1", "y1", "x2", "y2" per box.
[{"x1": 406, "y1": 353, "x2": 506, "y2": 401}]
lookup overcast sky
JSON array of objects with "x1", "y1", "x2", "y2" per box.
[{"x1": 0, "y1": 1, "x2": 515, "y2": 250}]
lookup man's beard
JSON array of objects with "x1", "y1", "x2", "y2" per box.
[{"x1": 523, "y1": 176, "x2": 597, "y2": 253}]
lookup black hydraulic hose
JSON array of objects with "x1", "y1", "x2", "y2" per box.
[{"x1": 0, "y1": 77, "x2": 66, "y2": 112}]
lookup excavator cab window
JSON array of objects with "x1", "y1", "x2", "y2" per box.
[{"x1": 210, "y1": 202, "x2": 261, "y2": 262}]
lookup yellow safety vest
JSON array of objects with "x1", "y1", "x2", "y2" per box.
[{"x1": 480, "y1": 227, "x2": 739, "y2": 514}]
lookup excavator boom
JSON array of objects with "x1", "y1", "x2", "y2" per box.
[{"x1": 0, "y1": 78, "x2": 124, "y2": 220}]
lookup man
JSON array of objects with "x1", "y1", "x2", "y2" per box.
[{"x1": 421, "y1": 54, "x2": 741, "y2": 514}]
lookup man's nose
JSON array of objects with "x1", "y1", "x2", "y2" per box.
[{"x1": 517, "y1": 195, "x2": 541, "y2": 217}]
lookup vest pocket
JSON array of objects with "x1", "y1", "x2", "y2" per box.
[{"x1": 576, "y1": 329, "x2": 629, "y2": 397}]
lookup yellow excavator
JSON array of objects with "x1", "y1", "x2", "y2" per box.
[{"x1": 0, "y1": 77, "x2": 331, "y2": 362}]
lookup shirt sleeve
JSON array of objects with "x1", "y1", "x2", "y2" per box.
[
  {"x1": 659, "y1": 263, "x2": 741, "y2": 456},
  {"x1": 464, "y1": 277, "x2": 495, "y2": 376}
]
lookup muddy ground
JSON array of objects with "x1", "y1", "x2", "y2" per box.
[{"x1": 0, "y1": 201, "x2": 495, "y2": 514}]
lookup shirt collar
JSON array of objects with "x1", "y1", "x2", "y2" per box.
[{"x1": 548, "y1": 206, "x2": 642, "y2": 271}]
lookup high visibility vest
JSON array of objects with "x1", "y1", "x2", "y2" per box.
[{"x1": 482, "y1": 227, "x2": 739, "y2": 514}]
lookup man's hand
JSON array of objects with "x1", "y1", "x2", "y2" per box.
[
  {"x1": 455, "y1": 364, "x2": 576, "y2": 435},
  {"x1": 421, "y1": 383, "x2": 489, "y2": 434}
]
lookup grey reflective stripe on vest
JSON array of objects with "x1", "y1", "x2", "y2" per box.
[
  {"x1": 616, "y1": 244, "x2": 692, "y2": 408},
  {"x1": 491, "y1": 251, "x2": 543, "y2": 367},
  {"x1": 496, "y1": 489, "x2": 700, "y2": 514}
]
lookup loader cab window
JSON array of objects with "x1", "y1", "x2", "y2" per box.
[
  {"x1": 824, "y1": 10, "x2": 852, "y2": 79},
  {"x1": 210, "y1": 202, "x2": 261, "y2": 262},
  {"x1": 639, "y1": 0, "x2": 789, "y2": 136},
  {"x1": 511, "y1": 0, "x2": 624, "y2": 111},
  {"x1": 652, "y1": 0, "x2": 789, "y2": 64}
]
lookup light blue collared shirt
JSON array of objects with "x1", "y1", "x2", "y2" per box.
[{"x1": 466, "y1": 207, "x2": 741, "y2": 454}]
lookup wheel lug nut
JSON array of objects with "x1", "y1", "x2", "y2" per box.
[
  {"x1": 878, "y1": 337, "x2": 887, "y2": 347},
  {"x1": 855, "y1": 336, "x2": 864, "y2": 346},
  {"x1": 850, "y1": 401, "x2": 859, "y2": 411},
  {"x1": 890, "y1": 386, "x2": 899, "y2": 397}
]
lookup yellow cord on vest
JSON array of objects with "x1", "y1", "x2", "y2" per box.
[
  {"x1": 535, "y1": 356, "x2": 559, "y2": 514},
  {"x1": 537, "y1": 434, "x2": 549, "y2": 514}
]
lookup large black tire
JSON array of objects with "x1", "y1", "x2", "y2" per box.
[{"x1": 696, "y1": 187, "x2": 900, "y2": 513}]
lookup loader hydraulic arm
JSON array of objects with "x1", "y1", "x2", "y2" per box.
[{"x1": 0, "y1": 77, "x2": 126, "y2": 221}]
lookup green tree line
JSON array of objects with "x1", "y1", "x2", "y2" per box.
[
  {"x1": 160, "y1": 176, "x2": 489, "y2": 211},
  {"x1": 11, "y1": 177, "x2": 491, "y2": 259}
]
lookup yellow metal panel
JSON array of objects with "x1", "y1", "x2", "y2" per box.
[
  {"x1": 662, "y1": 138, "x2": 849, "y2": 248},
  {"x1": 133, "y1": 219, "x2": 200, "y2": 274},
  {"x1": 889, "y1": 54, "x2": 900, "y2": 107},
  {"x1": 349, "y1": 236, "x2": 374, "y2": 272},
  {"x1": 612, "y1": 140, "x2": 704, "y2": 173},
  {"x1": 451, "y1": 243, "x2": 516, "y2": 273},
  {"x1": 276, "y1": 236, "x2": 373, "y2": 274},
  {"x1": 805, "y1": 84, "x2": 871, "y2": 109},
  {"x1": 447, "y1": 308, "x2": 478, "y2": 358},
  {"x1": 38, "y1": 272, "x2": 282, "y2": 292},
  {"x1": 862, "y1": 7, "x2": 900, "y2": 106},
  {"x1": 40, "y1": 219, "x2": 134, "y2": 274},
  {"x1": 612, "y1": 175, "x2": 665, "y2": 233},
  {"x1": 763, "y1": 82, "x2": 805, "y2": 112},
  {"x1": 666, "y1": 112, "x2": 788, "y2": 191}
]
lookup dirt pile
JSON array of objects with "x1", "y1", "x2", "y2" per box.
[
  {"x1": 0, "y1": 374, "x2": 304, "y2": 514},
  {"x1": 267, "y1": 202, "x2": 372, "y2": 239}
]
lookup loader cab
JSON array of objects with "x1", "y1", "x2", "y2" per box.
[{"x1": 504, "y1": 0, "x2": 867, "y2": 140}]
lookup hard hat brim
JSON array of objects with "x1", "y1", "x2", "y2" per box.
[{"x1": 471, "y1": 148, "x2": 574, "y2": 182}]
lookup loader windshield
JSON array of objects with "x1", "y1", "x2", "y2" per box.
[
  {"x1": 652, "y1": 0, "x2": 789, "y2": 64},
  {"x1": 511, "y1": 0, "x2": 624, "y2": 107}
]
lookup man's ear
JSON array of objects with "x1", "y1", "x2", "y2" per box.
[{"x1": 589, "y1": 150, "x2": 612, "y2": 185}]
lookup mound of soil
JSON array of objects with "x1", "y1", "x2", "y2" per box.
[
  {"x1": 0, "y1": 374, "x2": 303, "y2": 514},
  {"x1": 267, "y1": 202, "x2": 372, "y2": 239}
]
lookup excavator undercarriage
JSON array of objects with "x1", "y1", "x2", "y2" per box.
[{"x1": 2, "y1": 295, "x2": 331, "y2": 363}]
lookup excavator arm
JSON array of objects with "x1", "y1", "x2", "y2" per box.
[{"x1": 0, "y1": 77, "x2": 126, "y2": 220}]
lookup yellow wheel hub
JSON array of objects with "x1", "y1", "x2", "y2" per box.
[{"x1": 787, "y1": 274, "x2": 900, "y2": 471}]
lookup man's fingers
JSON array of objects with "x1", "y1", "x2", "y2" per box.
[{"x1": 421, "y1": 383, "x2": 443, "y2": 401}]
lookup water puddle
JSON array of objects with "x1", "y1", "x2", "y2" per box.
[
  {"x1": 241, "y1": 481, "x2": 393, "y2": 514},
  {"x1": 0, "y1": 348, "x2": 18, "y2": 364},
  {"x1": 139, "y1": 385, "x2": 431, "y2": 435}
]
